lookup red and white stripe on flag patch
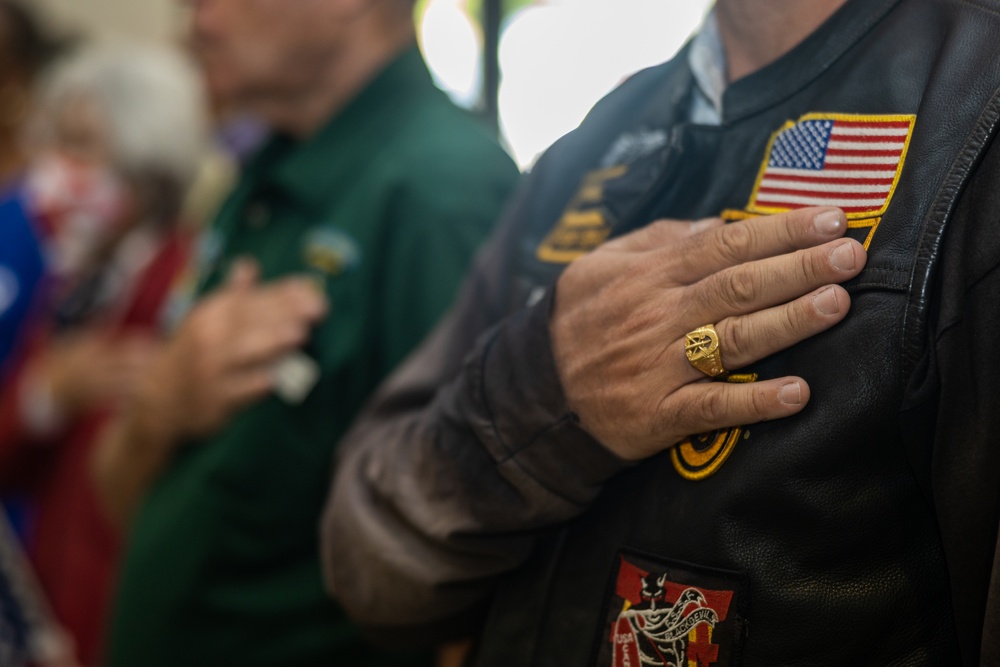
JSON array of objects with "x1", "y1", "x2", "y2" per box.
[{"x1": 748, "y1": 114, "x2": 916, "y2": 218}]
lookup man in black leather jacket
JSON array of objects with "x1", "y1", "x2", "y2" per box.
[{"x1": 321, "y1": 0, "x2": 1000, "y2": 664}]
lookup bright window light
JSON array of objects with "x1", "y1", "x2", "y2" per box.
[{"x1": 419, "y1": 0, "x2": 712, "y2": 169}]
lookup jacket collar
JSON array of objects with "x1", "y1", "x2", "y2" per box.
[{"x1": 723, "y1": 0, "x2": 902, "y2": 123}]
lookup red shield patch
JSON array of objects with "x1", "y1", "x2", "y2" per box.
[{"x1": 596, "y1": 553, "x2": 745, "y2": 667}]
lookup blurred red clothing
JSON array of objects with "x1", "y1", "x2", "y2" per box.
[{"x1": 0, "y1": 230, "x2": 190, "y2": 667}]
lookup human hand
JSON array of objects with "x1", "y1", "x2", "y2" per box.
[
  {"x1": 131, "y1": 258, "x2": 328, "y2": 444},
  {"x1": 551, "y1": 207, "x2": 865, "y2": 461}
]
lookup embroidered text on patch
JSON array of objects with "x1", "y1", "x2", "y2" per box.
[
  {"x1": 536, "y1": 165, "x2": 627, "y2": 264},
  {"x1": 748, "y1": 113, "x2": 915, "y2": 219}
]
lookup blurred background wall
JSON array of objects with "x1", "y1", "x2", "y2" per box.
[
  {"x1": 30, "y1": 0, "x2": 183, "y2": 44},
  {"x1": 24, "y1": 0, "x2": 712, "y2": 168}
]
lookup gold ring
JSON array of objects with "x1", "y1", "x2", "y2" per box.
[{"x1": 684, "y1": 324, "x2": 727, "y2": 378}]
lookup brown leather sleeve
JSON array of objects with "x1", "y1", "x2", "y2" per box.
[{"x1": 319, "y1": 182, "x2": 630, "y2": 643}]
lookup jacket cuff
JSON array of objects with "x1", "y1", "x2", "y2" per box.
[{"x1": 476, "y1": 291, "x2": 632, "y2": 505}]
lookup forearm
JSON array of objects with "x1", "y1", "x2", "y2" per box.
[
  {"x1": 322, "y1": 295, "x2": 629, "y2": 640},
  {"x1": 322, "y1": 159, "x2": 637, "y2": 639},
  {"x1": 90, "y1": 401, "x2": 178, "y2": 532}
]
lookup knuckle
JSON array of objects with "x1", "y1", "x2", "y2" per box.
[
  {"x1": 746, "y1": 385, "x2": 772, "y2": 421},
  {"x1": 799, "y1": 248, "x2": 823, "y2": 285},
  {"x1": 643, "y1": 219, "x2": 690, "y2": 250},
  {"x1": 651, "y1": 394, "x2": 682, "y2": 443},
  {"x1": 775, "y1": 210, "x2": 803, "y2": 245},
  {"x1": 717, "y1": 222, "x2": 752, "y2": 263},
  {"x1": 723, "y1": 317, "x2": 751, "y2": 362},
  {"x1": 698, "y1": 387, "x2": 728, "y2": 425},
  {"x1": 781, "y1": 302, "x2": 806, "y2": 337},
  {"x1": 647, "y1": 219, "x2": 675, "y2": 242},
  {"x1": 721, "y1": 267, "x2": 757, "y2": 309},
  {"x1": 560, "y1": 255, "x2": 599, "y2": 292}
]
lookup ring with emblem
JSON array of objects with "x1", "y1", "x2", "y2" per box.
[{"x1": 684, "y1": 324, "x2": 727, "y2": 378}]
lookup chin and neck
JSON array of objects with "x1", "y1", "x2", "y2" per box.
[
  {"x1": 716, "y1": 0, "x2": 850, "y2": 83},
  {"x1": 252, "y1": 16, "x2": 416, "y2": 140}
]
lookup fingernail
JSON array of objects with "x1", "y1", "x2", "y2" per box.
[
  {"x1": 831, "y1": 242, "x2": 856, "y2": 271},
  {"x1": 779, "y1": 382, "x2": 802, "y2": 405},
  {"x1": 812, "y1": 287, "x2": 840, "y2": 315},
  {"x1": 813, "y1": 209, "x2": 844, "y2": 235}
]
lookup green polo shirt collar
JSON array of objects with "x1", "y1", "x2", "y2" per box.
[{"x1": 261, "y1": 44, "x2": 439, "y2": 210}]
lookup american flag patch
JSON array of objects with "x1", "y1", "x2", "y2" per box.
[{"x1": 748, "y1": 114, "x2": 916, "y2": 218}]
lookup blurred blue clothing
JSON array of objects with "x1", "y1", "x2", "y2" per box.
[
  {"x1": 0, "y1": 187, "x2": 47, "y2": 545},
  {"x1": 0, "y1": 188, "x2": 46, "y2": 380}
]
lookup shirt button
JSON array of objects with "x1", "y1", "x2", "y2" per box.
[{"x1": 246, "y1": 202, "x2": 271, "y2": 229}]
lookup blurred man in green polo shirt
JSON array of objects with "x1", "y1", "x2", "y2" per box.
[{"x1": 93, "y1": 1, "x2": 519, "y2": 665}]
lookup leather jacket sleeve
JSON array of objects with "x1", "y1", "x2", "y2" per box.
[{"x1": 319, "y1": 170, "x2": 630, "y2": 643}]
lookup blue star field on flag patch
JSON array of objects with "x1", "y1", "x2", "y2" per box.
[{"x1": 767, "y1": 120, "x2": 835, "y2": 170}]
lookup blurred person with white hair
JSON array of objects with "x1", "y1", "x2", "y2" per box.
[{"x1": 0, "y1": 44, "x2": 206, "y2": 667}]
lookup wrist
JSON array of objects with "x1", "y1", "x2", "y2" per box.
[
  {"x1": 122, "y1": 400, "x2": 177, "y2": 456},
  {"x1": 479, "y1": 293, "x2": 632, "y2": 496},
  {"x1": 125, "y1": 362, "x2": 183, "y2": 455}
]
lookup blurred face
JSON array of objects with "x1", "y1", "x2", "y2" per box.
[
  {"x1": 26, "y1": 96, "x2": 136, "y2": 277},
  {"x1": 185, "y1": 0, "x2": 353, "y2": 106}
]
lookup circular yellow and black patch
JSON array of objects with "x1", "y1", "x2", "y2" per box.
[
  {"x1": 671, "y1": 373, "x2": 757, "y2": 481},
  {"x1": 671, "y1": 428, "x2": 743, "y2": 481}
]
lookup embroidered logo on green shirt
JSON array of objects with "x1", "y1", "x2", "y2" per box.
[{"x1": 303, "y1": 226, "x2": 362, "y2": 277}]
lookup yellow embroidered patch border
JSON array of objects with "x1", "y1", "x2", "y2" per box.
[{"x1": 745, "y1": 113, "x2": 916, "y2": 221}]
